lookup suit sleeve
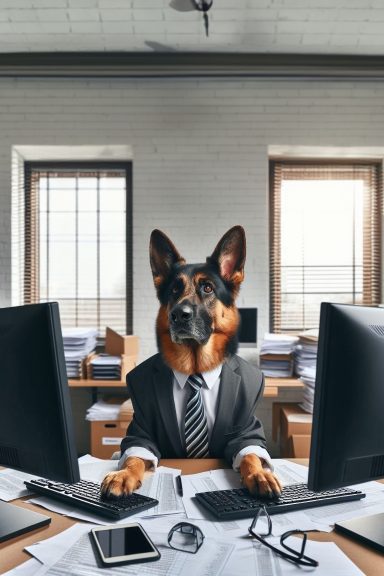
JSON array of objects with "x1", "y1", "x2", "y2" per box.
[
  {"x1": 119, "y1": 374, "x2": 162, "y2": 461},
  {"x1": 223, "y1": 372, "x2": 267, "y2": 465}
]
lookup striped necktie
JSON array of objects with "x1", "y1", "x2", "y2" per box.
[{"x1": 184, "y1": 374, "x2": 209, "y2": 458}]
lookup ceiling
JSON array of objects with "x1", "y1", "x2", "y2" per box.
[{"x1": 1, "y1": 0, "x2": 384, "y2": 56}]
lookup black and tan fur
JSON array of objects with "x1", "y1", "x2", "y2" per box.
[
  {"x1": 151, "y1": 225, "x2": 245, "y2": 375},
  {"x1": 101, "y1": 226, "x2": 282, "y2": 498}
]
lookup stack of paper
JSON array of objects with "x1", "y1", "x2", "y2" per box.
[
  {"x1": 299, "y1": 366, "x2": 316, "y2": 413},
  {"x1": 118, "y1": 399, "x2": 134, "y2": 420},
  {"x1": 294, "y1": 329, "x2": 319, "y2": 413},
  {"x1": 62, "y1": 327, "x2": 98, "y2": 378},
  {"x1": 85, "y1": 399, "x2": 122, "y2": 421},
  {"x1": 90, "y1": 354, "x2": 121, "y2": 380},
  {"x1": 294, "y1": 329, "x2": 319, "y2": 376},
  {"x1": 259, "y1": 333, "x2": 299, "y2": 377}
]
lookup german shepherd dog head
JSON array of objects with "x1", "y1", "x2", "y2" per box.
[{"x1": 149, "y1": 226, "x2": 246, "y2": 375}]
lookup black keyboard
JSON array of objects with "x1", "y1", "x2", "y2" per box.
[
  {"x1": 25, "y1": 478, "x2": 158, "y2": 520},
  {"x1": 195, "y1": 483, "x2": 365, "y2": 520}
]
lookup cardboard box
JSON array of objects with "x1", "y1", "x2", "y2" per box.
[
  {"x1": 105, "y1": 327, "x2": 139, "y2": 357},
  {"x1": 289, "y1": 434, "x2": 312, "y2": 458},
  {"x1": 90, "y1": 418, "x2": 132, "y2": 459},
  {"x1": 121, "y1": 355, "x2": 137, "y2": 381},
  {"x1": 272, "y1": 403, "x2": 313, "y2": 457}
]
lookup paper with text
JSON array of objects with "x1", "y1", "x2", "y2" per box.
[{"x1": 32, "y1": 525, "x2": 234, "y2": 576}]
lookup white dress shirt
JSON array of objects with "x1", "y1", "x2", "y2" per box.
[{"x1": 119, "y1": 364, "x2": 273, "y2": 472}]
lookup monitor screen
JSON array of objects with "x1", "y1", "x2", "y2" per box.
[
  {"x1": 0, "y1": 302, "x2": 80, "y2": 483},
  {"x1": 238, "y1": 308, "x2": 257, "y2": 346},
  {"x1": 308, "y1": 302, "x2": 384, "y2": 492}
]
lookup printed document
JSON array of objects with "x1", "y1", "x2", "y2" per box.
[
  {"x1": 29, "y1": 524, "x2": 234, "y2": 576},
  {"x1": 0, "y1": 468, "x2": 38, "y2": 501}
]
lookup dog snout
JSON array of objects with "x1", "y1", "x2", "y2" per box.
[{"x1": 170, "y1": 303, "x2": 193, "y2": 324}]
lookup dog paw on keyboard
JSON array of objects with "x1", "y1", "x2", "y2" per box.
[
  {"x1": 240, "y1": 454, "x2": 282, "y2": 498},
  {"x1": 101, "y1": 457, "x2": 149, "y2": 497}
]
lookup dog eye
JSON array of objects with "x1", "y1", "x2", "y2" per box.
[
  {"x1": 172, "y1": 281, "x2": 184, "y2": 295},
  {"x1": 202, "y1": 283, "x2": 213, "y2": 294}
]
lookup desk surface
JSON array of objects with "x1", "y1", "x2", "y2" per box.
[
  {"x1": 1, "y1": 459, "x2": 382, "y2": 576},
  {"x1": 68, "y1": 377, "x2": 303, "y2": 398}
]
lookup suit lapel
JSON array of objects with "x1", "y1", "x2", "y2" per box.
[
  {"x1": 210, "y1": 356, "x2": 241, "y2": 454},
  {"x1": 153, "y1": 355, "x2": 184, "y2": 457}
]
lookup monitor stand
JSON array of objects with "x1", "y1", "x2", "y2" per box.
[
  {"x1": 335, "y1": 512, "x2": 384, "y2": 553},
  {"x1": 0, "y1": 501, "x2": 51, "y2": 543}
]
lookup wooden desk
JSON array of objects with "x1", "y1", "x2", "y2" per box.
[
  {"x1": 1, "y1": 459, "x2": 382, "y2": 576},
  {"x1": 69, "y1": 376, "x2": 304, "y2": 398},
  {"x1": 264, "y1": 376, "x2": 303, "y2": 398}
]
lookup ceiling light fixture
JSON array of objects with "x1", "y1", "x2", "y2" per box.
[
  {"x1": 192, "y1": 0, "x2": 213, "y2": 37},
  {"x1": 169, "y1": 0, "x2": 214, "y2": 37}
]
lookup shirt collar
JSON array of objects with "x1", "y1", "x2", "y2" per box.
[{"x1": 173, "y1": 364, "x2": 223, "y2": 390}]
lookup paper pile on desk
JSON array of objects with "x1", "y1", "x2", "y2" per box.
[
  {"x1": 62, "y1": 327, "x2": 97, "y2": 378},
  {"x1": 85, "y1": 399, "x2": 122, "y2": 421},
  {"x1": 22, "y1": 523, "x2": 236, "y2": 576},
  {"x1": 11, "y1": 457, "x2": 383, "y2": 576},
  {"x1": 298, "y1": 366, "x2": 316, "y2": 413},
  {"x1": 9, "y1": 513, "x2": 365, "y2": 576},
  {"x1": 259, "y1": 333, "x2": 299, "y2": 377},
  {"x1": 294, "y1": 329, "x2": 318, "y2": 413},
  {"x1": 90, "y1": 354, "x2": 121, "y2": 380}
]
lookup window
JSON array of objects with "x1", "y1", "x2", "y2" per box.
[
  {"x1": 24, "y1": 162, "x2": 132, "y2": 334},
  {"x1": 270, "y1": 161, "x2": 382, "y2": 333}
]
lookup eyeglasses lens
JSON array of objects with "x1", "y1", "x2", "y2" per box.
[
  {"x1": 254, "y1": 509, "x2": 271, "y2": 537},
  {"x1": 169, "y1": 523, "x2": 203, "y2": 554}
]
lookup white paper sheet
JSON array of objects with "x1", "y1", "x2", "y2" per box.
[
  {"x1": 303, "y1": 490, "x2": 384, "y2": 527},
  {"x1": 79, "y1": 459, "x2": 119, "y2": 483},
  {"x1": 25, "y1": 524, "x2": 89, "y2": 566},
  {"x1": 0, "y1": 468, "x2": 38, "y2": 501},
  {"x1": 136, "y1": 467, "x2": 185, "y2": 516},
  {"x1": 1, "y1": 559, "x2": 43, "y2": 576},
  {"x1": 26, "y1": 522, "x2": 362, "y2": 576},
  {"x1": 30, "y1": 524, "x2": 235, "y2": 576},
  {"x1": 272, "y1": 459, "x2": 309, "y2": 485},
  {"x1": 222, "y1": 538, "x2": 364, "y2": 576}
]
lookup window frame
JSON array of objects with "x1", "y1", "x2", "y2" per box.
[
  {"x1": 24, "y1": 161, "x2": 133, "y2": 334},
  {"x1": 269, "y1": 159, "x2": 382, "y2": 333}
]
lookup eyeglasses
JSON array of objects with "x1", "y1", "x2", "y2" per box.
[
  {"x1": 248, "y1": 506, "x2": 319, "y2": 567},
  {"x1": 167, "y1": 522, "x2": 205, "y2": 554}
]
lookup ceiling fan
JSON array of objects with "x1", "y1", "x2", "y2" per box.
[{"x1": 169, "y1": 0, "x2": 214, "y2": 37}]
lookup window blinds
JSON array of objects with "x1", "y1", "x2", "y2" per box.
[
  {"x1": 24, "y1": 163, "x2": 132, "y2": 335},
  {"x1": 270, "y1": 161, "x2": 382, "y2": 333}
]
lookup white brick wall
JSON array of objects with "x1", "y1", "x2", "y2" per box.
[{"x1": 1, "y1": 76, "x2": 384, "y2": 363}]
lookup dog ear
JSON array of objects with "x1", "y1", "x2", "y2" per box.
[
  {"x1": 150, "y1": 230, "x2": 185, "y2": 289},
  {"x1": 208, "y1": 225, "x2": 246, "y2": 284}
]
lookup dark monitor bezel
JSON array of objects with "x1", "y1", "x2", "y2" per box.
[
  {"x1": 0, "y1": 302, "x2": 80, "y2": 484},
  {"x1": 308, "y1": 302, "x2": 384, "y2": 492}
]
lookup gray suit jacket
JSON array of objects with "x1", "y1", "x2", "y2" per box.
[{"x1": 120, "y1": 353, "x2": 267, "y2": 465}]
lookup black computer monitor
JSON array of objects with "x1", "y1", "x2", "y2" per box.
[
  {"x1": 308, "y1": 302, "x2": 384, "y2": 551},
  {"x1": 238, "y1": 308, "x2": 257, "y2": 346},
  {"x1": 0, "y1": 302, "x2": 80, "y2": 541}
]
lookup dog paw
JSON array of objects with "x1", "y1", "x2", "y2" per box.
[
  {"x1": 240, "y1": 454, "x2": 282, "y2": 498},
  {"x1": 242, "y1": 468, "x2": 282, "y2": 498},
  {"x1": 100, "y1": 470, "x2": 141, "y2": 497}
]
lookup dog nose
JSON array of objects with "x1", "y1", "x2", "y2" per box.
[{"x1": 171, "y1": 304, "x2": 193, "y2": 324}]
